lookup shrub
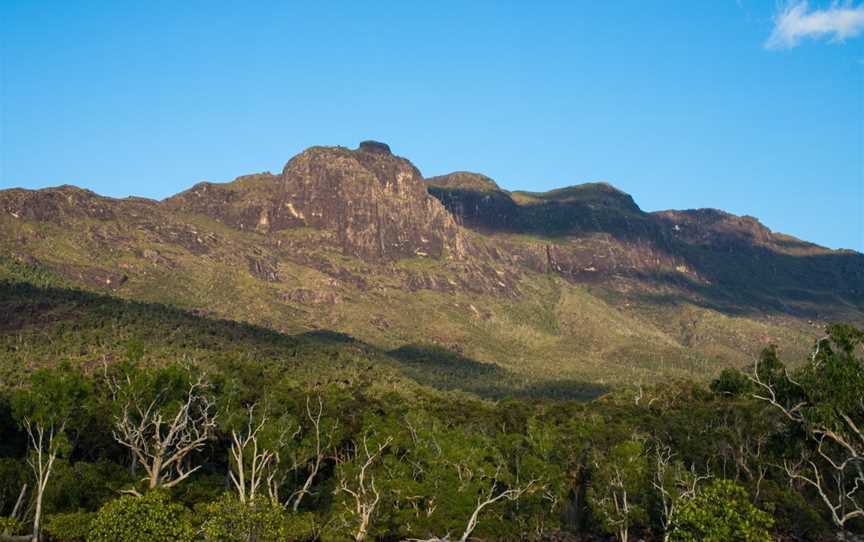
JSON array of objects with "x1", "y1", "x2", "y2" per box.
[
  {"x1": 87, "y1": 491, "x2": 194, "y2": 542},
  {"x1": 669, "y1": 479, "x2": 773, "y2": 542},
  {"x1": 44, "y1": 511, "x2": 95, "y2": 542},
  {"x1": 200, "y1": 494, "x2": 289, "y2": 542},
  {"x1": 0, "y1": 516, "x2": 23, "y2": 536},
  {"x1": 709, "y1": 368, "x2": 752, "y2": 397}
]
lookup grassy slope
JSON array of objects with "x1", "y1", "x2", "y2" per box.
[
  {"x1": 0, "y1": 258, "x2": 616, "y2": 401},
  {"x1": 0, "y1": 198, "x2": 818, "y2": 389}
]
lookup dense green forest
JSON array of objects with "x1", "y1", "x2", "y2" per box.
[{"x1": 1, "y1": 274, "x2": 863, "y2": 541}]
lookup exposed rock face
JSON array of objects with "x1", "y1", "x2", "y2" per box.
[
  {"x1": 358, "y1": 140, "x2": 392, "y2": 155},
  {"x1": 167, "y1": 143, "x2": 467, "y2": 261},
  {"x1": 0, "y1": 186, "x2": 121, "y2": 223},
  {"x1": 428, "y1": 173, "x2": 521, "y2": 232}
]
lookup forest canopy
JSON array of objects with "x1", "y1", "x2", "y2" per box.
[{"x1": 0, "y1": 280, "x2": 862, "y2": 541}]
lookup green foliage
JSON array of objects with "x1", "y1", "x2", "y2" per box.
[
  {"x1": 756, "y1": 480, "x2": 830, "y2": 539},
  {"x1": 0, "y1": 271, "x2": 856, "y2": 541},
  {"x1": 44, "y1": 511, "x2": 95, "y2": 542},
  {"x1": 0, "y1": 516, "x2": 23, "y2": 536},
  {"x1": 588, "y1": 439, "x2": 649, "y2": 541},
  {"x1": 46, "y1": 460, "x2": 131, "y2": 513},
  {"x1": 199, "y1": 495, "x2": 289, "y2": 542},
  {"x1": 669, "y1": 480, "x2": 773, "y2": 542},
  {"x1": 87, "y1": 491, "x2": 194, "y2": 542},
  {"x1": 754, "y1": 324, "x2": 864, "y2": 527},
  {"x1": 0, "y1": 458, "x2": 27, "y2": 517},
  {"x1": 797, "y1": 324, "x2": 864, "y2": 428},
  {"x1": 11, "y1": 362, "x2": 94, "y2": 431},
  {"x1": 710, "y1": 368, "x2": 752, "y2": 397}
]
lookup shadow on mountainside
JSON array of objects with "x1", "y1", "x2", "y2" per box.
[
  {"x1": 428, "y1": 185, "x2": 864, "y2": 320},
  {"x1": 0, "y1": 278, "x2": 606, "y2": 401},
  {"x1": 389, "y1": 344, "x2": 609, "y2": 401}
]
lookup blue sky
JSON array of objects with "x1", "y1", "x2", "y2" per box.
[{"x1": 2, "y1": 1, "x2": 863, "y2": 251}]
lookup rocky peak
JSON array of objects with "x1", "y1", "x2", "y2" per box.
[
  {"x1": 358, "y1": 140, "x2": 392, "y2": 155},
  {"x1": 165, "y1": 143, "x2": 467, "y2": 261}
]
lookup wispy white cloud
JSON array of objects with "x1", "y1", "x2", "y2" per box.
[{"x1": 766, "y1": 1, "x2": 864, "y2": 49}]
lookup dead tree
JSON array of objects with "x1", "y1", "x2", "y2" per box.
[
  {"x1": 13, "y1": 419, "x2": 65, "y2": 542},
  {"x1": 112, "y1": 375, "x2": 217, "y2": 494},
  {"x1": 289, "y1": 395, "x2": 335, "y2": 511},
  {"x1": 335, "y1": 435, "x2": 393, "y2": 542},
  {"x1": 229, "y1": 405, "x2": 281, "y2": 504}
]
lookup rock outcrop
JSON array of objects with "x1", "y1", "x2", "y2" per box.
[{"x1": 166, "y1": 143, "x2": 467, "y2": 261}]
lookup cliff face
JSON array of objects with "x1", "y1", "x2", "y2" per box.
[
  {"x1": 1, "y1": 141, "x2": 861, "y2": 385},
  {"x1": 165, "y1": 142, "x2": 467, "y2": 261}
]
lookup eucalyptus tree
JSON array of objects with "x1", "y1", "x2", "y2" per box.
[
  {"x1": 751, "y1": 325, "x2": 864, "y2": 529},
  {"x1": 105, "y1": 363, "x2": 217, "y2": 494},
  {"x1": 588, "y1": 438, "x2": 650, "y2": 542},
  {"x1": 8, "y1": 364, "x2": 92, "y2": 542}
]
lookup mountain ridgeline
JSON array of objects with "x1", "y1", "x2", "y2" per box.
[{"x1": 1, "y1": 140, "x2": 861, "y2": 388}]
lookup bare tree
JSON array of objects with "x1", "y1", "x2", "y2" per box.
[
  {"x1": 750, "y1": 353, "x2": 864, "y2": 528},
  {"x1": 112, "y1": 374, "x2": 217, "y2": 494},
  {"x1": 652, "y1": 443, "x2": 710, "y2": 542},
  {"x1": 6, "y1": 419, "x2": 66, "y2": 542},
  {"x1": 288, "y1": 395, "x2": 336, "y2": 511},
  {"x1": 405, "y1": 466, "x2": 536, "y2": 542},
  {"x1": 335, "y1": 435, "x2": 393, "y2": 542},
  {"x1": 229, "y1": 405, "x2": 281, "y2": 504},
  {"x1": 456, "y1": 467, "x2": 535, "y2": 542},
  {"x1": 602, "y1": 465, "x2": 633, "y2": 542}
]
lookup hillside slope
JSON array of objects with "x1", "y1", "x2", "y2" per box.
[{"x1": 1, "y1": 141, "x2": 859, "y2": 386}]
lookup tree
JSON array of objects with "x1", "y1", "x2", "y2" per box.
[
  {"x1": 9, "y1": 364, "x2": 92, "y2": 542},
  {"x1": 750, "y1": 325, "x2": 864, "y2": 528},
  {"x1": 453, "y1": 465, "x2": 535, "y2": 542},
  {"x1": 227, "y1": 404, "x2": 284, "y2": 504},
  {"x1": 588, "y1": 439, "x2": 649, "y2": 542},
  {"x1": 651, "y1": 441, "x2": 710, "y2": 542},
  {"x1": 334, "y1": 432, "x2": 393, "y2": 542},
  {"x1": 107, "y1": 365, "x2": 217, "y2": 494},
  {"x1": 669, "y1": 479, "x2": 773, "y2": 542},
  {"x1": 400, "y1": 413, "x2": 539, "y2": 542},
  {"x1": 288, "y1": 395, "x2": 338, "y2": 512}
]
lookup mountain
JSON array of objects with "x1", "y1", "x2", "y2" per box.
[{"x1": 1, "y1": 140, "x2": 861, "y2": 391}]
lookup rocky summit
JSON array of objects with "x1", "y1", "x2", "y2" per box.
[
  {"x1": 1, "y1": 141, "x2": 862, "y2": 386},
  {"x1": 164, "y1": 144, "x2": 466, "y2": 261}
]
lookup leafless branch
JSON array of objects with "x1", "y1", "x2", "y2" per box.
[{"x1": 112, "y1": 373, "x2": 217, "y2": 492}]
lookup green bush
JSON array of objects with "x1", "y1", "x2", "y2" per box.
[
  {"x1": 200, "y1": 494, "x2": 289, "y2": 542},
  {"x1": 44, "y1": 511, "x2": 95, "y2": 542},
  {"x1": 87, "y1": 491, "x2": 194, "y2": 542},
  {"x1": 669, "y1": 479, "x2": 773, "y2": 542},
  {"x1": 709, "y1": 368, "x2": 752, "y2": 397},
  {"x1": 0, "y1": 516, "x2": 23, "y2": 536},
  {"x1": 756, "y1": 480, "x2": 830, "y2": 539},
  {"x1": 283, "y1": 511, "x2": 320, "y2": 541}
]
